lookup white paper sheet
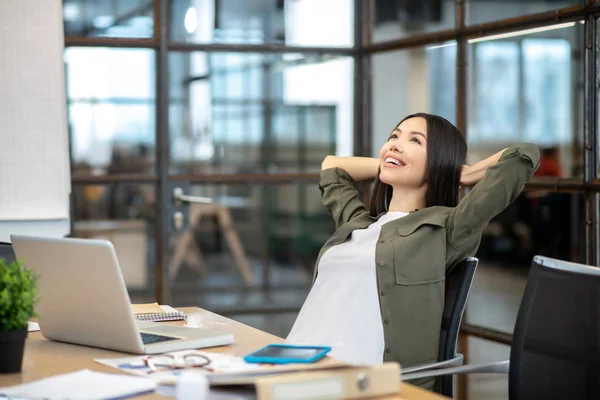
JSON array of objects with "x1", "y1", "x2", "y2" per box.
[
  {"x1": 0, "y1": 369, "x2": 156, "y2": 400},
  {"x1": 95, "y1": 349, "x2": 342, "y2": 387},
  {"x1": 27, "y1": 321, "x2": 40, "y2": 332},
  {"x1": 95, "y1": 350, "x2": 263, "y2": 385}
]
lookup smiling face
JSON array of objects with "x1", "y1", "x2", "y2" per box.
[{"x1": 378, "y1": 117, "x2": 428, "y2": 189}]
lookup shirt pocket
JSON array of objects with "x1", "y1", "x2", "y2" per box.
[{"x1": 393, "y1": 224, "x2": 446, "y2": 285}]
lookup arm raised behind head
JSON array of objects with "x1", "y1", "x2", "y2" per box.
[
  {"x1": 321, "y1": 156, "x2": 380, "y2": 182},
  {"x1": 448, "y1": 143, "x2": 540, "y2": 254}
]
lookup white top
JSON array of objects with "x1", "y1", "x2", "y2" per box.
[{"x1": 286, "y1": 212, "x2": 408, "y2": 365}]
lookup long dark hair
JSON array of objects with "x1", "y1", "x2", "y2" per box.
[{"x1": 370, "y1": 113, "x2": 467, "y2": 216}]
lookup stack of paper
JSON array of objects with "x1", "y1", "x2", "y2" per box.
[
  {"x1": 0, "y1": 369, "x2": 157, "y2": 400},
  {"x1": 95, "y1": 350, "x2": 347, "y2": 386},
  {"x1": 95, "y1": 351, "x2": 401, "y2": 400}
]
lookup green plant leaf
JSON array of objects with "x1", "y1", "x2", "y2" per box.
[{"x1": 0, "y1": 258, "x2": 38, "y2": 331}]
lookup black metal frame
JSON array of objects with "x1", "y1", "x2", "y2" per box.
[
  {"x1": 65, "y1": 0, "x2": 600, "y2": 362},
  {"x1": 155, "y1": 0, "x2": 170, "y2": 309}
]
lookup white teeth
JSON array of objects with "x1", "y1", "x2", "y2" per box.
[{"x1": 385, "y1": 157, "x2": 402, "y2": 166}]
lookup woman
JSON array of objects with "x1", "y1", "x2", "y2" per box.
[{"x1": 286, "y1": 113, "x2": 539, "y2": 387}]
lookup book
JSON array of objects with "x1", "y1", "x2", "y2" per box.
[
  {"x1": 131, "y1": 303, "x2": 187, "y2": 322},
  {"x1": 175, "y1": 363, "x2": 401, "y2": 400},
  {"x1": 253, "y1": 363, "x2": 401, "y2": 400}
]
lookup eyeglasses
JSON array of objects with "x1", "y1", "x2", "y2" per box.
[{"x1": 119, "y1": 353, "x2": 211, "y2": 373}]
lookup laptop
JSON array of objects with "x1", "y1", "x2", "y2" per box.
[{"x1": 11, "y1": 234, "x2": 234, "y2": 354}]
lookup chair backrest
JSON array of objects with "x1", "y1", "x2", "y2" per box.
[
  {"x1": 435, "y1": 257, "x2": 479, "y2": 396},
  {"x1": 0, "y1": 242, "x2": 16, "y2": 264},
  {"x1": 509, "y1": 256, "x2": 600, "y2": 400}
]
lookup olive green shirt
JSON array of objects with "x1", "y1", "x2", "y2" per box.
[{"x1": 314, "y1": 144, "x2": 540, "y2": 373}]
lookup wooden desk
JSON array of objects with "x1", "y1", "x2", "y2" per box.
[{"x1": 0, "y1": 308, "x2": 447, "y2": 400}]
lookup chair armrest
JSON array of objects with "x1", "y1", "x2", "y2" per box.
[
  {"x1": 402, "y1": 354, "x2": 464, "y2": 374},
  {"x1": 402, "y1": 360, "x2": 509, "y2": 381}
]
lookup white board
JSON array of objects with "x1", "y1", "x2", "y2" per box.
[{"x1": 0, "y1": 1, "x2": 71, "y2": 242}]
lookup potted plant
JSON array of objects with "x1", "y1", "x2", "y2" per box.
[{"x1": 0, "y1": 258, "x2": 38, "y2": 373}]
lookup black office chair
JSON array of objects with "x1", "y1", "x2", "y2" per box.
[
  {"x1": 403, "y1": 255, "x2": 600, "y2": 400},
  {"x1": 402, "y1": 257, "x2": 479, "y2": 397},
  {"x1": 0, "y1": 242, "x2": 16, "y2": 264}
]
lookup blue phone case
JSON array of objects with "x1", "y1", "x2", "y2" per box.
[{"x1": 243, "y1": 344, "x2": 332, "y2": 364}]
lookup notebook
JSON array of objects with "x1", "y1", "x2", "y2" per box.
[{"x1": 132, "y1": 303, "x2": 188, "y2": 322}]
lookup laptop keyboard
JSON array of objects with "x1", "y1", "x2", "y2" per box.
[{"x1": 140, "y1": 332, "x2": 178, "y2": 345}]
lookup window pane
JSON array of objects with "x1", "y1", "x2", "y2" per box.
[
  {"x1": 168, "y1": 182, "x2": 333, "y2": 329},
  {"x1": 371, "y1": 43, "x2": 456, "y2": 156},
  {"x1": 71, "y1": 183, "x2": 156, "y2": 303},
  {"x1": 467, "y1": 0, "x2": 584, "y2": 26},
  {"x1": 169, "y1": 53, "x2": 353, "y2": 174},
  {"x1": 65, "y1": 48, "x2": 156, "y2": 176},
  {"x1": 465, "y1": 192, "x2": 585, "y2": 333},
  {"x1": 170, "y1": 0, "x2": 353, "y2": 47},
  {"x1": 467, "y1": 22, "x2": 584, "y2": 177},
  {"x1": 372, "y1": 0, "x2": 454, "y2": 43},
  {"x1": 63, "y1": 0, "x2": 153, "y2": 38}
]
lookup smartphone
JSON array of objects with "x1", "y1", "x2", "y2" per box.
[{"x1": 243, "y1": 344, "x2": 331, "y2": 364}]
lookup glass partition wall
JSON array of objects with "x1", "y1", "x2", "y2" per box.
[{"x1": 66, "y1": 1, "x2": 600, "y2": 398}]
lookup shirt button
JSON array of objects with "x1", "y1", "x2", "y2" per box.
[
  {"x1": 385, "y1": 348, "x2": 391, "y2": 354},
  {"x1": 379, "y1": 261, "x2": 385, "y2": 266},
  {"x1": 379, "y1": 239, "x2": 385, "y2": 243},
  {"x1": 380, "y1": 291, "x2": 385, "y2": 296},
  {"x1": 384, "y1": 319, "x2": 389, "y2": 324}
]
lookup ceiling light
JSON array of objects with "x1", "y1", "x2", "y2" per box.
[
  {"x1": 184, "y1": 7, "x2": 198, "y2": 34},
  {"x1": 467, "y1": 22, "x2": 576, "y2": 43}
]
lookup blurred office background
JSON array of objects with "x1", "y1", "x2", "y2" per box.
[{"x1": 63, "y1": 0, "x2": 600, "y2": 398}]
